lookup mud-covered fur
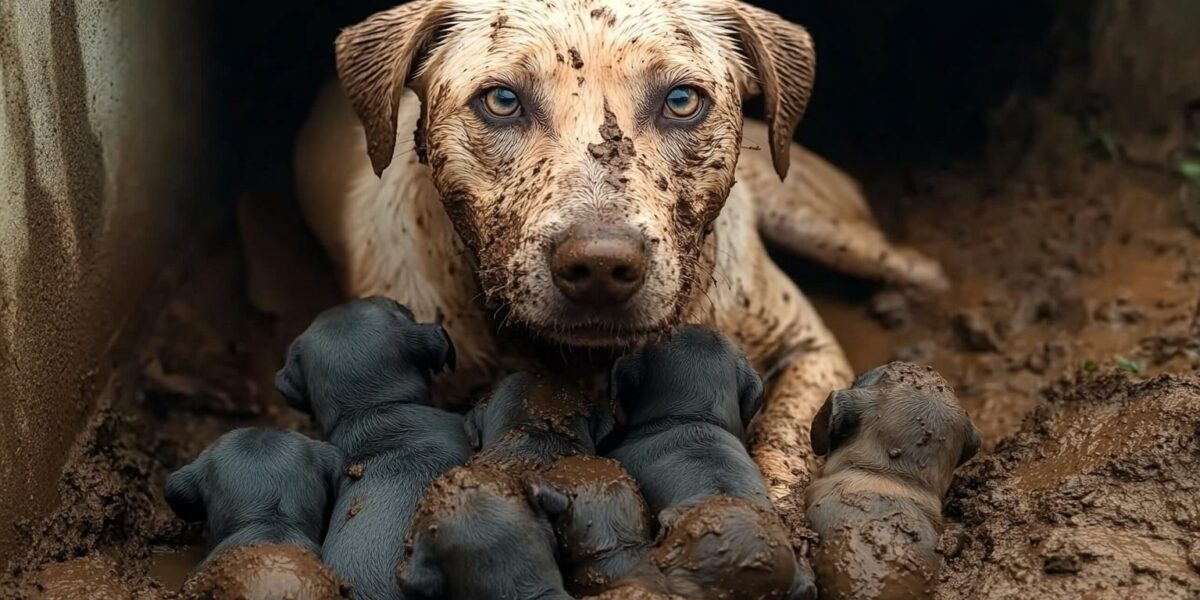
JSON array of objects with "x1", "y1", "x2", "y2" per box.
[
  {"x1": 398, "y1": 465, "x2": 570, "y2": 600},
  {"x1": 399, "y1": 372, "x2": 606, "y2": 600},
  {"x1": 607, "y1": 325, "x2": 768, "y2": 512},
  {"x1": 527, "y1": 455, "x2": 654, "y2": 596},
  {"x1": 165, "y1": 428, "x2": 343, "y2": 569},
  {"x1": 805, "y1": 362, "x2": 981, "y2": 600},
  {"x1": 607, "y1": 326, "x2": 814, "y2": 599},
  {"x1": 275, "y1": 296, "x2": 469, "y2": 600}
]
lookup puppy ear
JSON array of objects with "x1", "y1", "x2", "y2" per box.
[
  {"x1": 525, "y1": 477, "x2": 571, "y2": 517},
  {"x1": 275, "y1": 344, "x2": 311, "y2": 413},
  {"x1": 335, "y1": 0, "x2": 453, "y2": 176},
  {"x1": 810, "y1": 389, "x2": 861, "y2": 456},
  {"x1": 315, "y1": 441, "x2": 346, "y2": 495},
  {"x1": 958, "y1": 422, "x2": 982, "y2": 467},
  {"x1": 406, "y1": 324, "x2": 457, "y2": 375},
  {"x1": 164, "y1": 462, "x2": 206, "y2": 522},
  {"x1": 609, "y1": 351, "x2": 643, "y2": 410},
  {"x1": 463, "y1": 402, "x2": 486, "y2": 451},
  {"x1": 736, "y1": 358, "x2": 765, "y2": 429},
  {"x1": 721, "y1": 2, "x2": 816, "y2": 180},
  {"x1": 590, "y1": 405, "x2": 618, "y2": 450}
]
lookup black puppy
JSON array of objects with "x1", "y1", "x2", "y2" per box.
[
  {"x1": 165, "y1": 427, "x2": 343, "y2": 569},
  {"x1": 398, "y1": 371, "x2": 609, "y2": 600},
  {"x1": 276, "y1": 296, "x2": 469, "y2": 600},
  {"x1": 607, "y1": 325, "x2": 816, "y2": 600}
]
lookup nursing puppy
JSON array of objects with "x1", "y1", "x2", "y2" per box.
[
  {"x1": 165, "y1": 427, "x2": 342, "y2": 569},
  {"x1": 607, "y1": 325, "x2": 814, "y2": 600},
  {"x1": 276, "y1": 296, "x2": 468, "y2": 600},
  {"x1": 398, "y1": 372, "x2": 608, "y2": 600},
  {"x1": 526, "y1": 455, "x2": 655, "y2": 595},
  {"x1": 806, "y1": 362, "x2": 981, "y2": 600}
]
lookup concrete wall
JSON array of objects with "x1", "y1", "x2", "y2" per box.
[{"x1": 0, "y1": 1, "x2": 217, "y2": 564}]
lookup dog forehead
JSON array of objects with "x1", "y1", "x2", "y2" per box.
[{"x1": 427, "y1": 0, "x2": 735, "y2": 87}]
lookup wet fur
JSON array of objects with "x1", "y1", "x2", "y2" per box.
[
  {"x1": 275, "y1": 297, "x2": 469, "y2": 600},
  {"x1": 295, "y1": 0, "x2": 947, "y2": 527},
  {"x1": 805, "y1": 362, "x2": 981, "y2": 600},
  {"x1": 164, "y1": 428, "x2": 343, "y2": 570}
]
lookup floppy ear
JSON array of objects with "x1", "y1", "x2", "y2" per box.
[
  {"x1": 608, "y1": 351, "x2": 643, "y2": 410},
  {"x1": 736, "y1": 357, "x2": 765, "y2": 428},
  {"x1": 721, "y1": 1, "x2": 817, "y2": 180},
  {"x1": 590, "y1": 404, "x2": 618, "y2": 450},
  {"x1": 164, "y1": 462, "x2": 206, "y2": 522},
  {"x1": 958, "y1": 422, "x2": 982, "y2": 467},
  {"x1": 406, "y1": 324, "x2": 457, "y2": 374},
  {"x1": 463, "y1": 402, "x2": 487, "y2": 451},
  {"x1": 335, "y1": 0, "x2": 453, "y2": 176},
  {"x1": 397, "y1": 542, "x2": 447, "y2": 600},
  {"x1": 810, "y1": 389, "x2": 861, "y2": 456},
  {"x1": 315, "y1": 441, "x2": 346, "y2": 494},
  {"x1": 275, "y1": 344, "x2": 311, "y2": 413},
  {"x1": 525, "y1": 477, "x2": 571, "y2": 518}
]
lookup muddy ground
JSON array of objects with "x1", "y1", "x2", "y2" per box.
[{"x1": 4, "y1": 85, "x2": 1200, "y2": 600}]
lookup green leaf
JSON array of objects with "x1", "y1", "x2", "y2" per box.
[
  {"x1": 1114, "y1": 357, "x2": 1145, "y2": 376},
  {"x1": 1178, "y1": 160, "x2": 1200, "y2": 184},
  {"x1": 1082, "y1": 360, "x2": 1099, "y2": 373}
]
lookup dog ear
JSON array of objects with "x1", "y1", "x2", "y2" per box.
[
  {"x1": 525, "y1": 476, "x2": 571, "y2": 517},
  {"x1": 810, "y1": 389, "x2": 861, "y2": 456},
  {"x1": 315, "y1": 441, "x2": 346, "y2": 495},
  {"x1": 736, "y1": 357, "x2": 765, "y2": 429},
  {"x1": 609, "y1": 351, "x2": 643, "y2": 411},
  {"x1": 275, "y1": 344, "x2": 311, "y2": 413},
  {"x1": 406, "y1": 323, "x2": 457, "y2": 374},
  {"x1": 958, "y1": 422, "x2": 982, "y2": 467},
  {"x1": 721, "y1": 2, "x2": 816, "y2": 180},
  {"x1": 396, "y1": 541, "x2": 447, "y2": 600},
  {"x1": 463, "y1": 401, "x2": 487, "y2": 451},
  {"x1": 164, "y1": 462, "x2": 206, "y2": 522},
  {"x1": 335, "y1": 0, "x2": 453, "y2": 176},
  {"x1": 589, "y1": 404, "x2": 618, "y2": 450}
]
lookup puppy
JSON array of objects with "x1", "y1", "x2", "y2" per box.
[
  {"x1": 276, "y1": 296, "x2": 469, "y2": 600},
  {"x1": 181, "y1": 544, "x2": 351, "y2": 600},
  {"x1": 806, "y1": 362, "x2": 981, "y2": 600},
  {"x1": 526, "y1": 455, "x2": 655, "y2": 596},
  {"x1": 165, "y1": 427, "x2": 342, "y2": 569},
  {"x1": 398, "y1": 371, "x2": 609, "y2": 600},
  {"x1": 607, "y1": 325, "x2": 815, "y2": 600}
]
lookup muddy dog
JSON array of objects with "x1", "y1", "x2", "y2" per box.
[
  {"x1": 164, "y1": 428, "x2": 343, "y2": 569},
  {"x1": 296, "y1": 0, "x2": 948, "y2": 507},
  {"x1": 607, "y1": 325, "x2": 815, "y2": 600},
  {"x1": 526, "y1": 455, "x2": 656, "y2": 595},
  {"x1": 398, "y1": 371, "x2": 609, "y2": 600},
  {"x1": 275, "y1": 296, "x2": 468, "y2": 600},
  {"x1": 806, "y1": 362, "x2": 980, "y2": 600}
]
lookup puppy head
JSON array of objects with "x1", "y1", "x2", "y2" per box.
[
  {"x1": 811, "y1": 362, "x2": 981, "y2": 494},
  {"x1": 275, "y1": 297, "x2": 455, "y2": 430},
  {"x1": 610, "y1": 325, "x2": 763, "y2": 437},
  {"x1": 465, "y1": 371, "x2": 611, "y2": 452},
  {"x1": 165, "y1": 428, "x2": 344, "y2": 537},
  {"x1": 525, "y1": 456, "x2": 653, "y2": 574},
  {"x1": 336, "y1": 0, "x2": 814, "y2": 349}
]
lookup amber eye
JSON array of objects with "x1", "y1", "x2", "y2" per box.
[
  {"x1": 662, "y1": 85, "x2": 702, "y2": 120},
  {"x1": 482, "y1": 87, "x2": 522, "y2": 118}
]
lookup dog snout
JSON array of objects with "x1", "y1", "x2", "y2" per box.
[{"x1": 550, "y1": 225, "x2": 647, "y2": 307}]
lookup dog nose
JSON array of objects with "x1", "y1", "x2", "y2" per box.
[{"x1": 550, "y1": 225, "x2": 647, "y2": 307}]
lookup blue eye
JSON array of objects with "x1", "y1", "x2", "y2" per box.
[
  {"x1": 482, "y1": 87, "x2": 522, "y2": 118},
  {"x1": 663, "y1": 86, "x2": 702, "y2": 120}
]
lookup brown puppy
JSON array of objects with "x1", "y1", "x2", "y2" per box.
[
  {"x1": 526, "y1": 455, "x2": 655, "y2": 596},
  {"x1": 806, "y1": 362, "x2": 981, "y2": 600}
]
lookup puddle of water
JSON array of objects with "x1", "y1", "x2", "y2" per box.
[{"x1": 148, "y1": 544, "x2": 206, "y2": 592}]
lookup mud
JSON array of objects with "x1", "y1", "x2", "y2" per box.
[{"x1": 181, "y1": 544, "x2": 349, "y2": 600}]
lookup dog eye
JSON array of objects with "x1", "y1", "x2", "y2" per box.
[
  {"x1": 662, "y1": 86, "x2": 702, "y2": 120},
  {"x1": 482, "y1": 87, "x2": 522, "y2": 118}
]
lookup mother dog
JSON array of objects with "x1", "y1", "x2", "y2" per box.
[{"x1": 294, "y1": 0, "x2": 945, "y2": 510}]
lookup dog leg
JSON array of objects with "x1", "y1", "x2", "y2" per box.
[{"x1": 738, "y1": 121, "x2": 949, "y2": 293}]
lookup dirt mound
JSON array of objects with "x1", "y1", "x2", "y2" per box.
[{"x1": 938, "y1": 372, "x2": 1200, "y2": 599}]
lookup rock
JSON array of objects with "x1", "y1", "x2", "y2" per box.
[{"x1": 954, "y1": 311, "x2": 1002, "y2": 352}]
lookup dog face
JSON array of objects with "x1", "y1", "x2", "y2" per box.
[
  {"x1": 609, "y1": 325, "x2": 763, "y2": 438},
  {"x1": 336, "y1": 0, "x2": 814, "y2": 348},
  {"x1": 275, "y1": 296, "x2": 455, "y2": 432},
  {"x1": 810, "y1": 362, "x2": 982, "y2": 495},
  {"x1": 465, "y1": 371, "x2": 614, "y2": 455},
  {"x1": 164, "y1": 428, "x2": 343, "y2": 545}
]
